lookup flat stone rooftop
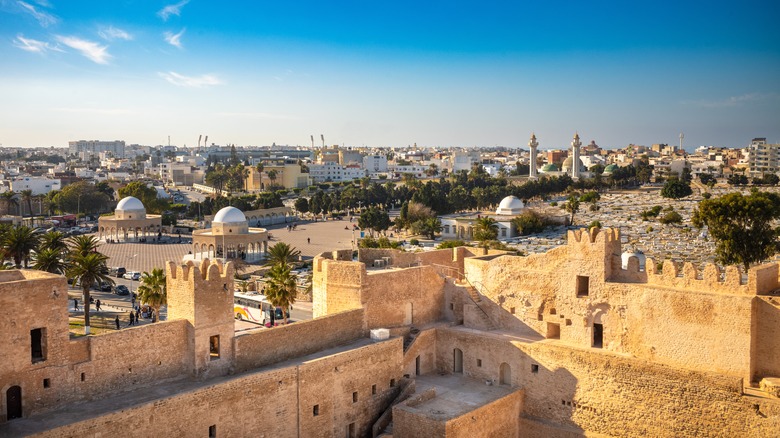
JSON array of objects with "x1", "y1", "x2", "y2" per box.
[{"x1": 395, "y1": 373, "x2": 519, "y2": 421}]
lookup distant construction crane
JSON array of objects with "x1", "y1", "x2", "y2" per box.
[
  {"x1": 679, "y1": 132, "x2": 684, "y2": 150},
  {"x1": 321, "y1": 134, "x2": 325, "y2": 148},
  {"x1": 198, "y1": 134, "x2": 202, "y2": 148}
]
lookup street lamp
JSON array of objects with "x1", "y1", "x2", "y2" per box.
[{"x1": 127, "y1": 254, "x2": 138, "y2": 294}]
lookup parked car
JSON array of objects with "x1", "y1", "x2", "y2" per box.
[
  {"x1": 114, "y1": 285, "x2": 130, "y2": 296},
  {"x1": 114, "y1": 267, "x2": 126, "y2": 278},
  {"x1": 124, "y1": 271, "x2": 141, "y2": 281},
  {"x1": 100, "y1": 281, "x2": 112, "y2": 292}
]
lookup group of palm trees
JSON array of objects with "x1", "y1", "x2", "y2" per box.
[
  {"x1": 262, "y1": 242, "x2": 301, "y2": 325},
  {"x1": 0, "y1": 224, "x2": 166, "y2": 334}
]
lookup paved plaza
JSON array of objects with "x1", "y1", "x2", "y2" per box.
[{"x1": 96, "y1": 218, "x2": 358, "y2": 274}]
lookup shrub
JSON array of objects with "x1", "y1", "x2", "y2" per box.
[
  {"x1": 659, "y1": 211, "x2": 683, "y2": 224},
  {"x1": 438, "y1": 240, "x2": 467, "y2": 249},
  {"x1": 409, "y1": 238, "x2": 419, "y2": 246}
]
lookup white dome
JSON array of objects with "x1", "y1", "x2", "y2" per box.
[
  {"x1": 213, "y1": 206, "x2": 247, "y2": 224},
  {"x1": 116, "y1": 196, "x2": 145, "y2": 211},
  {"x1": 495, "y1": 195, "x2": 524, "y2": 216}
]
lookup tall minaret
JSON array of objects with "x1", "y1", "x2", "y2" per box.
[
  {"x1": 571, "y1": 132, "x2": 582, "y2": 180},
  {"x1": 528, "y1": 133, "x2": 539, "y2": 179}
]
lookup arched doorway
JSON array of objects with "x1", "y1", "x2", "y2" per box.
[
  {"x1": 453, "y1": 348, "x2": 463, "y2": 373},
  {"x1": 499, "y1": 362, "x2": 511, "y2": 386},
  {"x1": 7, "y1": 385, "x2": 22, "y2": 420}
]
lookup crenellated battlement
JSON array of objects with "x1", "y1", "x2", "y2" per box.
[
  {"x1": 615, "y1": 256, "x2": 779, "y2": 295},
  {"x1": 166, "y1": 258, "x2": 234, "y2": 283},
  {"x1": 567, "y1": 227, "x2": 620, "y2": 245}
]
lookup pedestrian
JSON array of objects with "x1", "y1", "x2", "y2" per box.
[
  {"x1": 269, "y1": 308, "x2": 275, "y2": 327},
  {"x1": 95, "y1": 299, "x2": 101, "y2": 311},
  {"x1": 307, "y1": 237, "x2": 310, "y2": 244},
  {"x1": 128, "y1": 311, "x2": 135, "y2": 326},
  {"x1": 73, "y1": 298, "x2": 79, "y2": 311},
  {"x1": 115, "y1": 315, "x2": 120, "y2": 330},
  {"x1": 135, "y1": 308, "x2": 140, "y2": 321}
]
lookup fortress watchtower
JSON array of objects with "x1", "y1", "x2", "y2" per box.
[{"x1": 167, "y1": 259, "x2": 235, "y2": 378}]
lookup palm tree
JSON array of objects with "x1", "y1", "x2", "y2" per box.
[
  {"x1": 136, "y1": 268, "x2": 166, "y2": 323},
  {"x1": 1, "y1": 191, "x2": 19, "y2": 216},
  {"x1": 267, "y1": 169, "x2": 278, "y2": 187},
  {"x1": 3, "y1": 225, "x2": 40, "y2": 268},
  {"x1": 264, "y1": 263, "x2": 297, "y2": 324},
  {"x1": 20, "y1": 189, "x2": 33, "y2": 223},
  {"x1": 33, "y1": 248, "x2": 65, "y2": 274},
  {"x1": 69, "y1": 235, "x2": 100, "y2": 258},
  {"x1": 265, "y1": 242, "x2": 301, "y2": 267},
  {"x1": 419, "y1": 217, "x2": 442, "y2": 240},
  {"x1": 473, "y1": 217, "x2": 498, "y2": 242},
  {"x1": 40, "y1": 230, "x2": 68, "y2": 253},
  {"x1": 68, "y1": 252, "x2": 112, "y2": 335}
]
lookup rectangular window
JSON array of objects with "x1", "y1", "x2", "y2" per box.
[
  {"x1": 576, "y1": 275, "x2": 590, "y2": 297},
  {"x1": 352, "y1": 391, "x2": 358, "y2": 403},
  {"x1": 209, "y1": 335, "x2": 220, "y2": 360},
  {"x1": 313, "y1": 405, "x2": 319, "y2": 416},
  {"x1": 31, "y1": 328, "x2": 46, "y2": 363},
  {"x1": 372, "y1": 384, "x2": 377, "y2": 395},
  {"x1": 209, "y1": 425, "x2": 217, "y2": 438},
  {"x1": 390, "y1": 379, "x2": 396, "y2": 387},
  {"x1": 546, "y1": 322, "x2": 561, "y2": 340},
  {"x1": 347, "y1": 423, "x2": 356, "y2": 438},
  {"x1": 477, "y1": 359, "x2": 482, "y2": 367},
  {"x1": 510, "y1": 307, "x2": 516, "y2": 315},
  {"x1": 81, "y1": 373, "x2": 86, "y2": 382},
  {"x1": 501, "y1": 228, "x2": 507, "y2": 237},
  {"x1": 43, "y1": 378, "x2": 50, "y2": 388},
  {"x1": 531, "y1": 364, "x2": 539, "y2": 373},
  {"x1": 593, "y1": 323, "x2": 604, "y2": 348}
]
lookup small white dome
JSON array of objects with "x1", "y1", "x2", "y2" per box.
[
  {"x1": 213, "y1": 206, "x2": 247, "y2": 224},
  {"x1": 621, "y1": 250, "x2": 646, "y2": 270},
  {"x1": 495, "y1": 195, "x2": 524, "y2": 215},
  {"x1": 116, "y1": 196, "x2": 145, "y2": 211}
]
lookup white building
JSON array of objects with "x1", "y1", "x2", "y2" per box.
[
  {"x1": 363, "y1": 155, "x2": 388, "y2": 173},
  {"x1": 747, "y1": 137, "x2": 780, "y2": 177},
  {"x1": 452, "y1": 150, "x2": 480, "y2": 172},
  {"x1": 439, "y1": 196, "x2": 525, "y2": 241},
  {"x1": 69, "y1": 140, "x2": 125, "y2": 158},
  {"x1": 9, "y1": 177, "x2": 61, "y2": 195},
  {"x1": 309, "y1": 162, "x2": 366, "y2": 183},
  {"x1": 391, "y1": 164, "x2": 427, "y2": 179}
]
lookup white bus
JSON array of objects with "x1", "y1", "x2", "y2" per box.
[{"x1": 233, "y1": 292, "x2": 288, "y2": 326}]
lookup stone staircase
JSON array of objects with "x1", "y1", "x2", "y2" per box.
[{"x1": 403, "y1": 327, "x2": 420, "y2": 352}]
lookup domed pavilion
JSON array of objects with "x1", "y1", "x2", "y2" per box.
[
  {"x1": 192, "y1": 206, "x2": 269, "y2": 261},
  {"x1": 98, "y1": 196, "x2": 162, "y2": 242},
  {"x1": 495, "y1": 195, "x2": 524, "y2": 216}
]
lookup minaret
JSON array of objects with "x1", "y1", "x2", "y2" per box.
[
  {"x1": 571, "y1": 132, "x2": 582, "y2": 180},
  {"x1": 528, "y1": 133, "x2": 539, "y2": 179}
]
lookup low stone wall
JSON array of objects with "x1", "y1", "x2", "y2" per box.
[{"x1": 234, "y1": 309, "x2": 365, "y2": 372}]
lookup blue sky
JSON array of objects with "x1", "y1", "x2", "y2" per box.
[{"x1": 1, "y1": 0, "x2": 779, "y2": 150}]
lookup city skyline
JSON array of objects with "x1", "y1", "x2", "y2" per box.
[{"x1": 1, "y1": 0, "x2": 779, "y2": 150}]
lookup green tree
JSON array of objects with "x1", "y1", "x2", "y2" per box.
[
  {"x1": 473, "y1": 217, "x2": 498, "y2": 242},
  {"x1": 415, "y1": 217, "x2": 442, "y2": 240},
  {"x1": 564, "y1": 194, "x2": 581, "y2": 225},
  {"x1": 265, "y1": 242, "x2": 301, "y2": 267},
  {"x1": 3, "y1": 225, "x2": 40, "y2": 268},
  {"x1": 136, "y1": 268, "x2": 167, "y2": 323},
  {"x1": 660, "y1": 177, "x2": 693, "y2": 199},
  {"x1": 358, "y1": 207, "x2": 391, "y2": 237},
  {"x1": 33, "y1": 248, "x2": 65, "y2": 274},
  {"x1": 69, "y1": 235, "x2": 100, "y2": 258},
  {"x1": 68, "y1": 252, "x2": 112, "y2": 335},
  {"x1": 511, "y1": 210, "x2": 546, "y2": 236},
  {"x1": 692, "y1": 191, "x2": 780, "y2": 272},
  {"x1": 659, "y1": 211, "x2": 683, "y2": 225},
  {"x1": 437, "y1": 240, "x2": 467, "y2": 249},
  {"x1": 264, "y1": 262, "x2": 297, "y2": 324},
  {"x1": 294, "y1": 197, "x2": 309, "y2": 214},
  {"x1": 57, "y1": 181, "x2": 112, "y2": 215},
  {"x1": 40, "y1": 230, "x2": 68, "y2": 253},
  {"x1": 117, "y1": 181, "x2": 168, "y2": 213},
  {"x1": 20, "y1": 189, "x2": 33, "y2": 220},
  {"x1": 1, "y1": 191, "x2": 19, "y2": 216}
]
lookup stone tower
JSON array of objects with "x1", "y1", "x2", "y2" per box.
[
  {"x1": 571, "y1": 132, "x2": 582, "y2": 180},
  {"x1": 166, "y1": 258, "x2": 235, "y2": 378},
  {"x1": 528, "y1": 133, "x2": 539, "y2": 179}
]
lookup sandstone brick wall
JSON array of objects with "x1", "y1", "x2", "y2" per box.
[
  {"x1": 754, "y1": 296, "x2": 780, "y2": 380},
  {"x1": 233, "y1": 309, "x2": 365, "y2": 372},
  {"x1": 444, "y1": 389, "x2": 523, "y2": 438},
  {"x1": 362, "y1": 266, "x2": 444, "y2": 329},
  {"x1": 298, "y1": 337, "x2": 403, "y2": 438},
  {"x1": 403, "y1": 328, "x2": 437, "y2": 377},
  {"x1": 435, "y1": 327, "x2": 780, "y2": 437},
  {"x1": 312, "y1": 257, "x2": 364, "y2": 318}
]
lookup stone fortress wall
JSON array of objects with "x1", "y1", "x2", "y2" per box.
[{"x1": 2, "y1": 227, "x2": 779, "y2": 437}]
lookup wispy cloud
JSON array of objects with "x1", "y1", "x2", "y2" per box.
[
  {"x1": 158, "y1": 71, "x2": 222, "y2": 88},
  {"x1": 50, "y1": 107, "x2": 135, "y2": 115},
  {"x1": 682, "y1": 93, "x2": 778, "y2": 108},
  {"x1": 163, "y1": 28, "x2": 185, "y2": 48},
  {"x1": 98, "y1": 25, "x2": 132, "y2": 41},
  {"x1": 12, "y1": 34, "x2": 62, "y2": 53},
  {"x1": 17, "y1": 0, "x2": 58, "y2": 27},
  {"x1": 55, "y1": 35, "x2": 111, "y2": 64},
  {"x1": 33, "y1": 0, "x2": 52, "y2": 7},
  {"x1": 157, "y1": 0, "x2": 189, "y2": 21},
  {"x1": 215, "y1": 112, "x2": 299, "y2": 121}
]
